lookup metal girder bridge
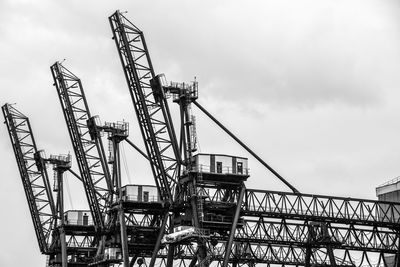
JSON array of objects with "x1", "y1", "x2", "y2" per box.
[{"x1": 128, "y1": 187, "x2": 399, "y2": 266}]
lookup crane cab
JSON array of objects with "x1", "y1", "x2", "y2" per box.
[
  {"x1": 121, "y1": 184, "x2": 160, "y2": 202},
  {"x1": 63, "y1": 210, "x2": 96, "y2": 237},
  {"x1": 120, "y1": 184, "x2": 164, "y2": 211},
  {"x1": 189, "y1": 153, "x2": 249, "y2": 185},
  {"x1": 175, "y1": 154, "x2": 248, "y2": 234},
  {"x1": 64, "y1": 210, "x2": 93, "y2": 226},
  {"x1": 118, "y1": 185, "x2": 164, "y2": 255}
]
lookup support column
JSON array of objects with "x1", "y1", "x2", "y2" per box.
[
  {"x1": 150, "y1": 212, "x2": 169, "y2": 267},
  {"x1": 119, "y1": 205, "x2": 129, "y2": 267},
  {"x1": 190, "y1": 183, "x2": 207, "y2": 267},
  {"x1": 129, "y1": 254, "x2": 138, "y2": 267},
  {"x1": 115, "y1": 142, "x2": 130, "y2": 267},
  {"x1": 60, "y1": 228, "x2": 68, "y2": 267},
  {"x1": 188, "y1": 252, "x2": 198, "y2": 267},
  {"x1": 58, "y1": 168, "x2": 68, "y2": 267},
  {"x1": 395, "y1": 235, "x2": 400, "y2": 267},
  {"x1": 305, "y1": 245, "x2": 311, "y2": 267},
  {"x1": 222, "y1": 186, "x2": 245, "y2": 267},
  {"x1": 166, "y1": 214, "x2": 175, "y2": 267}
]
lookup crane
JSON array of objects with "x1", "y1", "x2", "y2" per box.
[
  {"x1": 2, "y1": 103, "x2": 56, "y2": 255},
  {"x1": 51, "y1": 61, "x2": 165, "y2": 266},
  {"x1": 108, "y1": 10, "x2": 400, "y2": 267},
  {"x1": 109, "y1": 11, "x2": 190, "y2": 266},
  {"x1": 108, "y1": 10, "x2": 297, "y2": 267},
  {"x1": 51, "y1": 62, "x2": 132, "y2": 266},
  {"x1": 108, "y1": 11, "x2": 181, "y2": 205},
  {"x1": 51, "y1": 62, "x2": 112, "y2": 232},
  {"x1": 4, "y1": 10, "x2": 400, "y2": 267},
  {"x1": 2, "y1": 104, "x2": 97, "y2": 266}
]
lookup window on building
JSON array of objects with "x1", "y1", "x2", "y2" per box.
[
  {"x1": 216, "y1": 161, "x2": 222, "y2": 173},
  {"x1": 237, "y1": 162, "x2": 243, "y2": 174},
  {"x1": 143, "y1": 191, "x2": 149, "y2": 202},
  {"x1": 83, "y1": 213, "x2": 88, "y2": 226}
]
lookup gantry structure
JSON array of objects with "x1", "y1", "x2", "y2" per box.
[{"x1": 3, "y1": 10, "x2": 400, "y2": 267}]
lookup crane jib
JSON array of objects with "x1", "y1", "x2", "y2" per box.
[
  {"x1": 50, "y1": 62, "x2": 112, "y2": 230},
  {"x1": 2, "y1": 104, "x2": 56, "y2": 254},
  {"x1": 109, "y1": 11, "x2": 181, "y2": 204}
]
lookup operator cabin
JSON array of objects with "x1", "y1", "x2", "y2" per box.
[
  {"x1": 194, "y1": 153, "x2": 248, "y2": 174},
  {"x1": 188, "y1": 153, "x2": 249, "y2": 184},
  {"x1": 119, "y1": 154, "x2": 249, "y2": 202}
]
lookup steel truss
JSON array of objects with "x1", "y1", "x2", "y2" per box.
[
  {"x1": 142, "y1": 218, "x2": 398, "y2": 266},
  {"x1": 2, "y1": 104, "x2": 56, "y2": 253},
  {"x1": 66, "y1": 234, "x2": 95, "y2": 249},
  {"x1": 51, "y1": 62, "x2": 112, "y2": 229},
  {"x1": 238, "y1": 218, "x2": 399, "y2": 253},
  {"x1": 169, "y1": 186, "x2": 400, "y2": 266},
  {"x1": 243, "y1": 190, "x2": 400, "y2": 227},
  {"x1": 202, "y1": 183, "x2": 400, "y2": 228},
  {"x1": 236, "y1": 190, "x2": 400, "y2": 266},
  {"x1": 109, "y1": 10, "x2": 180, "y2": 203},
  {"x1": 142, "y1": 239, "x2": 395, "y2": 267},
  {"x1": 6, "y1": 10, "x2": 400, "y2": 267},
  {"x1": 128, "y1": 243, "x2": 355, "y2": 266}
]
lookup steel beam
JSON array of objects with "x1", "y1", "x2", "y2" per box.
[
  {"x1": 223, "y1": 186, "x2": 246, "y2": 267},
  {"x1": 193, "y1": 101, "x2": 299, "y2": 193}
]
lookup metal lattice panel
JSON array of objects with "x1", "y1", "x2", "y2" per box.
[
  {"x1": 237, "y1": 218, "x2": 399, "y2": 253},
  {"x1": 109, "y1": 10, "x2": 180, "y2": 202},
  {"x1": 244, "y1": 189, "x2": 400, "y2": 227},
  {"x1": 2, "y1": 104, "x2": 56, "y2": 253},
  {"x1": 51, "y1": 62, "x2": 111, "y2": 229}
]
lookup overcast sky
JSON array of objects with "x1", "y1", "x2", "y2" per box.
[{"x1": 1, "y1": 0, "x2": 400, "y2": 266}]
